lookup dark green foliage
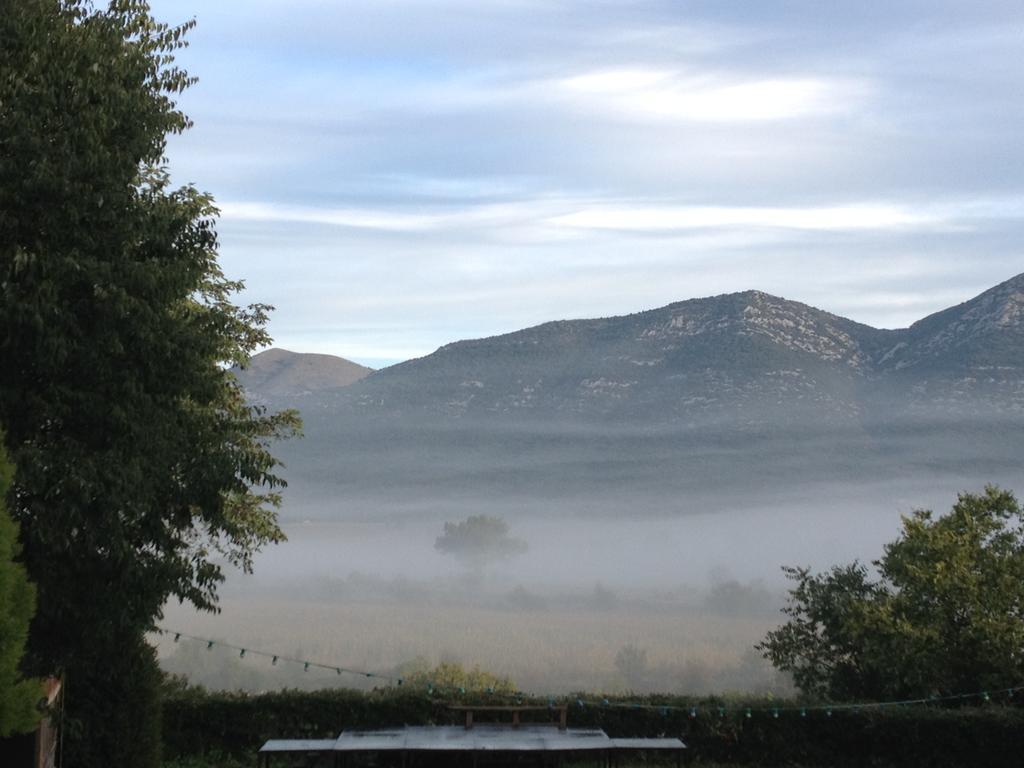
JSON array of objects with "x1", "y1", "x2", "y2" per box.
[
  {"x1": 161, "y1": 687, "x2": 1024, "y2": 768},
  {"x1": 0, "y1": 442, "x2": 40, "y2": 737},
  {"x1": 759, "y1": 487, "x2": 1024, "y2": 701},
  {"x1": 0, "y1": 1, "x2": 298, "y2": 765},
  {"x1": 66, "y1": 634, "x2": 163, "y2": 767}
]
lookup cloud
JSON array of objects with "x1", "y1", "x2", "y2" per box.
[
  {"x1": 557, "y1": 68, "x2": 856, "y2": 123},
  {"x1": 220, "y1": 196, "x2": 1024, "y2": 246},
  {"x1": 548, "y1": 203, "x2": 939, "y2": 232},
  {"x1": 218, "y1": 200, "x2": 562, "y2": 233}
]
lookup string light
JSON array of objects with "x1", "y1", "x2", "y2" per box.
[{"x1": 156, "y1": 626, "x2": 402, "y2": 685}]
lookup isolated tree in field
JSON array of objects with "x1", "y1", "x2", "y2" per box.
[
  {"x1": 0, "y1": 2, "x2": 298, "y2": 765},
  {"x1": 0, "y1": 440, "x2": 41, "y2": 737},
  {"x1": 759, "y1": 486, "x2": 1024, "y2": 701},
  {"x1": 435, "y1": 515, "x2": 528, "y2": 571}
]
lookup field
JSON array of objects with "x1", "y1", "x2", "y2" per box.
[{"x1": 156, "y1": 579, "x2": 789, "y2": 696}]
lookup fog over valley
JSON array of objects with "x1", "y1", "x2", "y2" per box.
[{"x1": 160, "y1": 277, "x2": 1024, "y2": 695}]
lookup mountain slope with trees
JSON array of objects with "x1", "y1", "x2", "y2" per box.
[{"x1": 332, "y1": 273, "x2": 1023, "y2": 422}]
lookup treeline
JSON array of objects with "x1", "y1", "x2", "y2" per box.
[{"x1": 163, "y1": 686, "x2": 1024, "y2": 767}]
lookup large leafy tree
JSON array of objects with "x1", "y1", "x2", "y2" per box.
[
  {"x1": 0, "y1": 439, "x2": 41, "y2": 738},
  {"x1": 759, "y1": 486, "x2": 1024, "y2": 701},
  {"x1": 0, "y1": 1, "x2": 298, "y2": 764}
]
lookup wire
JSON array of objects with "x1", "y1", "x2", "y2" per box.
[{"x1": 155, "y1": 627, "x2": 403, "y2": 685}]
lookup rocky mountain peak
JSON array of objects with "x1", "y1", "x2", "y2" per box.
[{"x1": 889, "y1": 273, "x2": 1024, "y2": 370}]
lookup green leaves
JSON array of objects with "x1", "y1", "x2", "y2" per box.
[
  {"x1": 0, "y1": 2, "x2": 299, "y2": 763},
  {"x1": 759, "y1": 487, "x2": 1024, "y2": 701},
  {"x1": 0, "y1": 440, "x2": 42, "y2": 738}
]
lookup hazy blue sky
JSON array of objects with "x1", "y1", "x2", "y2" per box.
[{"x1": 150, "y1": 0, "x2": 1023, "y2": 367}]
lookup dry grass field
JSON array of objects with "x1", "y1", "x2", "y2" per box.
[{"x1": 157, "y1": 584, "x2": 789, "y2": 696}]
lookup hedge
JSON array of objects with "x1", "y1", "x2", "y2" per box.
[{"x1": 162, "y1": 688, "x2": 1024, "y2": 767}]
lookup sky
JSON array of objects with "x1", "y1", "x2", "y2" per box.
[{"x1": 150, "y1": 0, "x2": 1024, "y2": 368}]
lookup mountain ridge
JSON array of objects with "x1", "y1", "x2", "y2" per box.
[{"x1": 322, "y1": 274, "x2": 1023, "y2": 422}]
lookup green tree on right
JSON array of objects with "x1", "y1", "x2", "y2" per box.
[{"x1": 758, "y1": 486, "x2": 1024, "y2": 702}]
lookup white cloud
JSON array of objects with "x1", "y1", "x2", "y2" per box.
[
  {"x1": 221, "y1": 197, "x2": 1010, "y2": 242},
  {"x1": 558, "y1": 67, "x2": 854, "y2": 122},
  {"x1": 548, "y1": 203, "x2": 938, "y2": 231},
  {"x1": 220, "y1": 201, "x2": 442, "y2": 231}
]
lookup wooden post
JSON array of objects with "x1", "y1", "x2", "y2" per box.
[
  {"x1": 558, "y1": 706, "x2": 567, "y2": 731},
  {"x1": 512, "y1": 710, "x2": 520, "y2": 728},
  {"x1": 465, "y1": 709, "x2": 473, "y2": 730}
]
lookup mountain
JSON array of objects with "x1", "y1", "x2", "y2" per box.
[
  {"x1": 879, "y1": 273, "x2": 1024, "y2": 413},
  {"x1": 251, "y1": 275, "x2": 1024, "y2": 520},
  {"x1": 233, "y1": 348, "x2": 372, "y2": 398},
  {"x1": 329, "y1": 274, "x2": 1023, "y2": 423}
]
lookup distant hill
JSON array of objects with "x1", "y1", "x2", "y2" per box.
[
  {"x1": 330, "y1": 272, "x2": 1024, "y2": 422},
  {"x1": 256, "y1": 274, "x2": 1024, "y2": 520},
  {"x1": 233, "y1": 348, "x2": 372, "y2": 398}
]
